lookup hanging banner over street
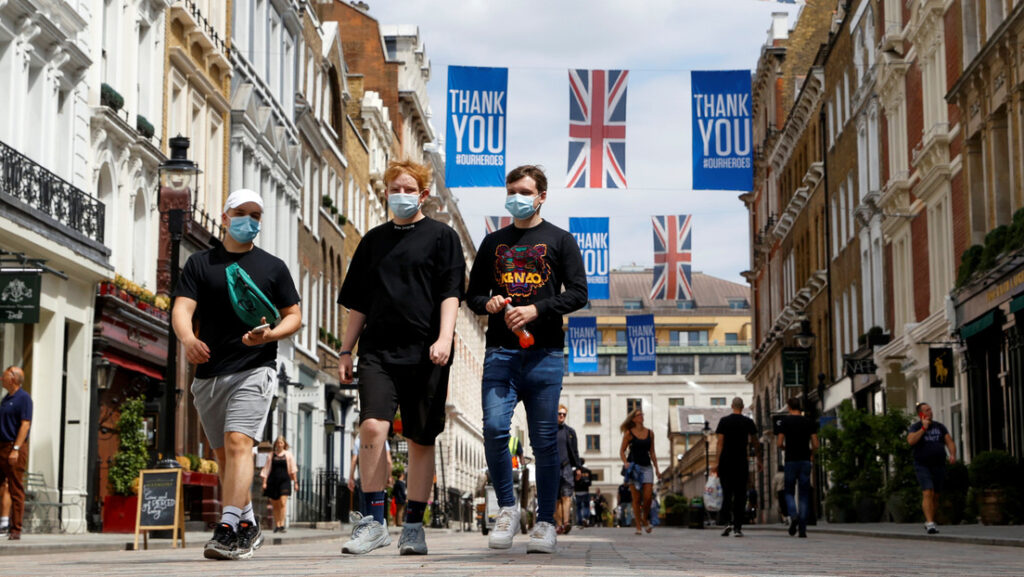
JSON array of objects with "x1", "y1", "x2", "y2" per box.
[
  {"x1": 569, "y1": 217, "x2": 610, "y2": 300},
  {"x1": 568, "y1": 317, "x2": 599, "y2": 373},
  {"x1": 445, "y1": 65, "x2": 508, "y2": 187},
  {"x1": 567, "y1": 69, "x2": 629, "y2": 188},
  {"x1": 0, "y1": 271, "x2": 41, "y2": 323},
  {"x1": 627, "y1": 314, "x2": 656, "y2": 372},
  {"x1": 691, "y1": 70, "x2": 753, "y2": 191}
]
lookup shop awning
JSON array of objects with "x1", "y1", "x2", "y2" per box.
[
  {"x1": 102, "y1": 351, "x2": 164, "y2": 380},
  {"x1": 1011, "y1": 294, "x2": 1024, "y2": 315},
  {"x1": 960, "y1": 310, "x2": 996, "y2": 340}
]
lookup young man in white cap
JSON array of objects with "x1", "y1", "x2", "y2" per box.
[{"x1": 173, "y1": 189, "x2": 302, "y2": 560}]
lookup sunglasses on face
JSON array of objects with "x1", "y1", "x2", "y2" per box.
[{"x1": 558, "y1": 412, "x2": 567, "y2": 416}]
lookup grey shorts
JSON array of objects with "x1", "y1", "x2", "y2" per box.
[{"x1": 191, "y1": 366, "x2": 275, "y2": 449}]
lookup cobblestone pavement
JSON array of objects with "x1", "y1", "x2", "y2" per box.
[{"x1": 1, "y1": 526, "x2": 1021, "y2": 577}]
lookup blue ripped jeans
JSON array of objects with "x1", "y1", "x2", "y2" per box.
[{"x1": 481, "y1": 347, "x2": 563, "y2": 525}]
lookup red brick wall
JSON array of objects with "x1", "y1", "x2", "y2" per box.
[
  {"x1": 912, "y1": 212, "x2": 930, "y2": 322},
  {"x1": 318, "y1": 3, "x2": 402, "y2": 141}
]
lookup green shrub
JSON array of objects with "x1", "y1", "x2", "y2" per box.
[
  {"x1": 968, "y1": 451, "x2": 1019, "y2": 490},
  {"x1": 108, "y1": 397, "x2": 148, "y2": 496},
  {"x1": 979, "y1": 226, "x2": 1010, "y2": 271},
  {"x1": 956, "y1": 245, "x2": 984, "y2": 288},
  {"x1": 819, "y1": 400, "x2": 916, "y2": 522},
  {"x1": 100, "y1": 83, "x2": 124, "y2": 111},
  {"x1": 136, "y1": 115, "x2": 155, "y2": 139}
]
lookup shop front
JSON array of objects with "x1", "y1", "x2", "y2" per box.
[
  {"x1": 954, "y1": 254, "x2": 1024, "y2": 460},
  {"x1": 89, "y1": 281, "x2": 170, "y2": 530}
]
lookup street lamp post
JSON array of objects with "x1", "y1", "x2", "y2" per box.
[{"x1": 157, "y1": 136, "x2": 200, "y2": 468}]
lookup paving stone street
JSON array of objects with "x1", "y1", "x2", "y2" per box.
[{"x1": 1, "y1": 525, "x2": 1021, "y2": 577}]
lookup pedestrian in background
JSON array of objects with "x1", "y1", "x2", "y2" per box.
[
  {"x1": 617, "y1": 483, "x2": 632, "y2": 527},
  {"x1": 393, "y1": 471, "x2": 407, "y2": 527},
  {"x1": 776, "y1": 397, "x2": 818, "y2": 538},
  {"x1": 574, "y1": 458, "x2": 592, "y2": 528},
  {"x1": 713, "y1": 397, "x2": 762, "y2": 538},
  {"x1": 619, "y1": 408, "x2": 659, "y2": 535},
  {"x1": 466, "y1": 164, "x2": 587, "y2": 554},
  {"x1": 555, "y1": 404, "x2": 581, "y2": 534},
  {"x1": 0, "y1": 366, "x2": 31, "y2": 540},
  {"x1": 593, "y1": 488, "x2": 607, "y2": 527},
  {"x1": 338, "y1": 160, "x2": 464, "y2": 556},
  {"x1": 260, "y1": 436, "x2": 298, "y2": 533},
  {"x1": 173, "y1": 189, "x2": 302, "y2": 560},
  {"x1": 907, "y1": 402, "x2": 956, "y2": 535}
]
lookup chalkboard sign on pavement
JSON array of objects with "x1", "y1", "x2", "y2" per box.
[{"x1": 134, "y1": 469, "x2": 185, "y2": 550}]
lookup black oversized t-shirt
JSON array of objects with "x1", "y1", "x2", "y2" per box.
[
  {"x1": 777, "y1": 414, "x2": 818, "y2": 463},
  {"x1": 338, "y1": 217, "x2": 465, "y2": 364},
  {"x1": 466, "y1": 220, "x2": 588, "y2": 349},
  {"x1": 908, "y1": 420, "x2": 950, "y2": 466},
  {"x1": 175, "y1": 243, "x2": 300, "y2": 378},
  {"x1": 715, "y1": 413, "x2": 758, "y2": 469}
]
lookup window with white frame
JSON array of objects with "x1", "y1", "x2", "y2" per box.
[
  {"x1": 847, "y1": 173, "x2": 856, "y2": 239},
  {"x1": 927, "y1": 187, "x2": 954, "y2": 310},
  {"x1": 893, "y1": 233, "x2": 914, "y2": 328}
]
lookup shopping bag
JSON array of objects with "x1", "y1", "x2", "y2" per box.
[{"x1": 704, "y1": 474, "x2": 723, "y2": 512}]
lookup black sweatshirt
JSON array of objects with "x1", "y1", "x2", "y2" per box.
[{"x1": 467, "y1": 220, "x2": 588, "y2": 349}]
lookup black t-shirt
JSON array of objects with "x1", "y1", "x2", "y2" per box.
[
  {"x1": 175, "y1": 244, "x2": 300, "y2": 378},
  {"x1": 715, "y1": 413, "x2": 758, "y2": 469},
  {"x1": 908, "y1": 420, "x2": 950, "y2": 466},
  {"x1": 574, "y1": 467, "x2": 592, "y2": 492},
  {"x1": 777, "y1": 414, "x2": 818, "y2": 463},
  {"x1": 466, "y1": 220, "x2": 588, "y2": 349},
  {"x1": 338, "y1": 217, "x2": 465, "y2": 364}
]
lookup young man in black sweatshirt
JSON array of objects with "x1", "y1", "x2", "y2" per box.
[{"x1": 466, "y1": 165, "x2": 588, "y2": 554}]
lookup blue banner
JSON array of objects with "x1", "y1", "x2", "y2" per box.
[
  {"x1": 627, "y1": 314, "x2": 656, "y2": 372},
  {"x1": 569, "y1": 217, "x2": 610, "y2": 300},
  {"x1": 568, "y1": 317, "x2": 599, "y2": 373},
  {"x1": 691, "y1": 70, "x2": 753, "y2": 191},
  {"x1": 445, "y1": 66, "x2": 508, "y2": 187}
]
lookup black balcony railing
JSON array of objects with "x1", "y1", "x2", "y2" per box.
[{"x1": 0, "y1": 140, "x2": 105, "y2": 243}]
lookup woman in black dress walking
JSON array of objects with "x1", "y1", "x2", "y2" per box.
[
  {"x1": 260, "y1": 436, "x2": 298, "y2": 532},
  {"x1": 619, "y1": 408, "x2": 660, "y2": 535}
]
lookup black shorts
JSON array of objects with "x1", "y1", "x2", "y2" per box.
[{"x1": 357, "y1": 353, "x2": 450, "y2": 446}]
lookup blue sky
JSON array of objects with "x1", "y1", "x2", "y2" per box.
[{"x1": 369, "y1": 0, "x2": 801, "y2": 284}]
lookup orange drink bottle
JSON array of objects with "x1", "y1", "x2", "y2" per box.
[{"x1": 504, "y1": 299, "x2": 535, "y2": 348}]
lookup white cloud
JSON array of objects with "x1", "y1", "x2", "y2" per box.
[{"x1": 367, "y1": 0, "x2": 800, "y2": 283}]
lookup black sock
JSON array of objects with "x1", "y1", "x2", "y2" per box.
[
  {"x1": 366, "y1": 491, "x2": 387, "y2": 524},
  {"x1": 405, "y1": 500, "x2": 428, "y2": 524}
]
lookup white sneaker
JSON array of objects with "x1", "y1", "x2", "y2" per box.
[
  {"x1": 341, "y1": 514, "x2": 392, "y2": 555},
  {"x1": 488, "y1": 506, "x2": 520, "y2": 549},
  {"x1": 527, "y1": 521, "x2": 557, "y2": 554}
]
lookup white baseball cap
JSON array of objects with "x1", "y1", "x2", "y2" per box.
[{"x1": 224, "y1": 188, "x2": 264, "y2": 212}]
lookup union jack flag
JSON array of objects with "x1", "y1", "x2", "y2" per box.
[
  {"x1": 650, "y1": 215, "x2": 694, "y2": 301},
  {"x1": 567, "y1": 69, "x2": 629, "y2": 189},
  {"x1": 485, "y1": 216, "x2": 512, "y2": 234}
]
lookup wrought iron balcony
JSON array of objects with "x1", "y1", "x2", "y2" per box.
[{"x1": 0, "y1": 139, "x2": 105, "y2": 244}]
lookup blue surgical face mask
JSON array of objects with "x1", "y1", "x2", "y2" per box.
[
  {"x1": 228, "y1": 215, "x2": 260, "y2": 243},
  {"x1": 505, "y1": 193, "x2": 538, "y2": 219},
  {"x1": 389, "y1": 192, "x2": 421, "y2": 219}
]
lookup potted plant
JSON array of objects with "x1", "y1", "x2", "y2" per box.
[
  {"x1": 969, "y1": 450, "x2": 1021, "y2": 525},
  {"x1": 103, "y1": 397, "x2": 148, "y2": 532},
  {"x1": 663, "y1": 493, "x2": 688, "y2": 526}
]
